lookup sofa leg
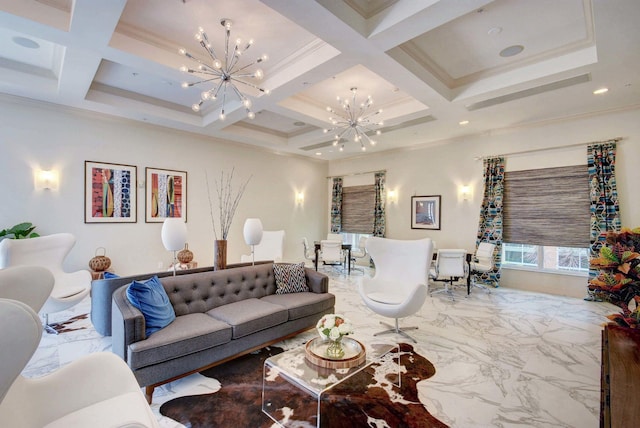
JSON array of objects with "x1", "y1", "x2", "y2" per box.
[{"x1": 145, "y1": 386, "x2": 154, "y2": 404}]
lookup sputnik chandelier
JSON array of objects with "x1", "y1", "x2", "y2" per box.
[
  {"x1": 323, "y1": 87, "x2": 383, "y2": 151},
  {"x1": 179, "y1": 19, "x2": 269, "y2": 120}
]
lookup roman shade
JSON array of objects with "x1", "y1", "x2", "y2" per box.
[
  {"x1": 503, "y1": 165, "x2": 589, "y2": 248},
  {"x1": 341, "y1": 185, "x2": 375, "y2": 234}
]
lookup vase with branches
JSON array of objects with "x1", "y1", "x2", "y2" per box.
[{"x1": 206, "y1": 168, "x2": 251, "y2": 269}]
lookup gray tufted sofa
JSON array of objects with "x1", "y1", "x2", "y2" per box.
[{"x1": 111, "y1": 262, "x2": 334, "y2": 403}]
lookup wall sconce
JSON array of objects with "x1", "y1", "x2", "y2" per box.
[
  {"x1": 295, "y1": 192, "x2": 305, "y2": 206},
  {"x1": 35, "y1": 169, "x2": 59, "y2": 190},
  {"x1": 460, "y1": 185, "x2": 471, "y2": 201},
  {"x1": 387, "y1": 189, "x2": 398, "y2": 204}
]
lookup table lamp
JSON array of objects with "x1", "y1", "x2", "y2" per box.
[
  {"x1": 243, "y1": 218, "x2": 263, "y2": 265},
  {"x1": 161, "y1": 218, "x2": 188, "y2": 275}
]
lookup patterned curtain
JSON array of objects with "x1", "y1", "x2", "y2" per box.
[
  {"x1": 588, "y1": 142, "x2": 621, "y2": 280},
  {"x1": 373, "y1": 172, "x2": 386, "y2": 237},
  {"x1": 475, "y1": 157, "x2": 505, "y2": 287},
  {"x1": 330, "y1": 177, "x2": 343, "y2": 233}
]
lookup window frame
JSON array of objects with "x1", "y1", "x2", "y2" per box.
[{"x1": 501, "y1": 242, "x2": 589, "y2": 277}]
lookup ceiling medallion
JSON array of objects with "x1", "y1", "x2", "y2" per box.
[
  {"x1": 179, "y1": 19, "x2": 270, "y2": 120},
  {"x1": 323, "y1": 87, "x2": 383, "y2": 152}
]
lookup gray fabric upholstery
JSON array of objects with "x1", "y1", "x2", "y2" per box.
[
  {"x1": 128, "y1": 313, "x2": 232, "y2": 370},
  {"x1": 111, "y1": 263, "x2": 333, "y2": 397},
  {"x1": 261, "y1": 292, "x2": 336, "y2": 320},
  {"x1": 207, "y1": 298, "x2": 288, "y2": 338}
]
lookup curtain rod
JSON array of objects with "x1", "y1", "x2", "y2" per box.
[
  {"x1": 326, "y1": 169, "x2": 386, "y2": 179},
  {"x1": 474, "y1": 137, "x2": 622, "y2": 161}
]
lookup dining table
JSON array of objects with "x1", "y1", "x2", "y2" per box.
[{"x1": 314, "y1": 241, "x2": 352, "y2": 274}]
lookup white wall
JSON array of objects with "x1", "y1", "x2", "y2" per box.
[
  {"x1": 329, "y1": 107, "x2": 640, "y2": 298},
  {"x1": 0, "y1": 96, "x2": 329, "y2": 275}
]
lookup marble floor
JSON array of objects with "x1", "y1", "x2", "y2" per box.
[{"x1": 23, "y1": 268, "x2": 617, "y2": 428}]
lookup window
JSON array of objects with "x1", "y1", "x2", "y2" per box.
[
  {"x1": 502, "y1": 243, "x2": 589, "y2": 274},
  {"x1": 341, "y1": 185, "x2": 375, "y2": 234}
]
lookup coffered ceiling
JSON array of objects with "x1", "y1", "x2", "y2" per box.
[{"x1": 0, "y1": 0, "x2": 638, "y2": 159}]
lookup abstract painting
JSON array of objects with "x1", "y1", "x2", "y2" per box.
[
  {"x1": 146, "y1": 167, "x2": 187, "y2": 222},
  {"x1": 411, "y1": 195, "x2": 441, "y2": 230},
  {"x1": 85, "y1": 161, "x2": 137, "y2": 223}
]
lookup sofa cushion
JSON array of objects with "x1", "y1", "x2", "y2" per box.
[
  {"x1": 261, "y1": 292, "x2": 336, "y2": 321},
  {"x1": 128, "y1": 313, "x2": 232, "y2": 370},
  {"x1": 207, "y1": 298, "x2": 288, "y2": 339},
  {"x1": 273, "y1": 262, "x2": 309, "y2": 294},
  {"x1": 126, "y1": 276, "x2": 176, "y2": 336}
]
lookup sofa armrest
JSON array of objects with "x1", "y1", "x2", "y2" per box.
[
  {"x1": 111, "y1": 286, "x2": 146, "y2": 363},
  {"x1": 304, "y1": 268, "x2": 329, "y2": 294}
]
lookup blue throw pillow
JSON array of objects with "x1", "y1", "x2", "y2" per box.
[
  {"x1": 103, "y1": 271, "x2": 119, "y2": 279},
  {"x1": 126, "y1": 276, "x2": 176, "y2": 336}
]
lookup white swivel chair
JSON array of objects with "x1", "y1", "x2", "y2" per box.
[
  {"x1": 240, "y1": 230, "x2": 285, "y2": 263},
  {"x1": 469, "y1": 242, "x2": 496, "y2": 293},
  {"x1": 429, "y1": 249, "x2": 467, "y2": 300},
  {"x1": 358, "y1": 237, "x2": 434, "y2": 343},
  {"x1": 0, "y1": 266, "x2": 54, "y2": 313},
  {"x1": 0, "y1": 298, "x2": 159, "y2": 428},
  {"x1": 0, "y1": 233, "x2": 91, "y2": 334},
  {"x1": 319, "y1": 239, "x2": 344, "y2": 272},
  {"x1": 349, "y1": 236, "x2": 368, "y2": 275},
  {"x1": 301, "y1": 237, "x2": 316, "y2": 266}
]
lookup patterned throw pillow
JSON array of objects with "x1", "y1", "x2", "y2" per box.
[{"x1": 273, "y1": 262, "x2": 309, "y2": 294}]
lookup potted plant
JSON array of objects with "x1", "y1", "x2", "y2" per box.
[
  {"x1": 588, "y1": 227, "x2": 640, "y2": 328},
  {"x1": 0, "y1": 222, "x2": 39, "y2": 241}
]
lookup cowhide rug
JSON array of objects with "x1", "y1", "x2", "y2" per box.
[{"x1": 160, "y1": 342, "x2": 448, "y2": 427}]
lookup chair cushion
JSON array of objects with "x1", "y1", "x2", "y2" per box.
[
  {"x1": 128, "y1": 313, "x2": 232, "y2": 370},
  {"x1": 207, "y1": 298, "x2": 288, "y2": 338},
  {"x1": 261, "y1": 292, "x2": 335, "y2": 320},
  {"x1": 273, "y1": 262, "x2": 309, "y2": 294},
  {"x1": 126, "y1": 276, "x2": 176, "y2": 336}
]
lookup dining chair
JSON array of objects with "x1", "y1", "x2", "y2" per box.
[
  {"x1": 349, "y1": 236, "x2": 368, "y2": 275},
  {"x1": 319, "y1": 239, "x2": 344, "y2": 273},
  {"x1": 327, "y1": 233, "x2": 343, "y2": 242},
  {"x1": 429, "y1": 249, "x2": 467, "y2": 300},
  {"x1": 301, "y1": 237, "x2": 316, "y2": 266},
  {"x1": 469, "y1": 242, "x2": 496, "y2": 293}
]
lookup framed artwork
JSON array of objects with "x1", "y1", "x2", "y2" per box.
[
  {"x1": 85, "y1": 161, "x2": 137, "y2": 223},
  {"x1": 145, "y1": 167, "x2": 187, "y2": 222},
  {"x1": 411, "y1": 195, "x2": 441, "y2": 230}
]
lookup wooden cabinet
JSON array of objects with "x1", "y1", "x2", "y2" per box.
[{"x1": 601, "y1": 325, "x2": 640, "y2": 427}]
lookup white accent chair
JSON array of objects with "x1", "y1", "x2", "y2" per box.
[
  {"x1": 469, "y1": 242, "x2": 496, "y2": 293},
  {"x1": 0, "y1": 233, "x2": 91, "y2": 334},
  {"x1": 0, "y1": 266, "x2": 54, "y2": 312},
  {"x1": 0, "y1": 298, "x2": 159, "y2": 427},
  {"x1": 429, "y1": 249, "x2": 467, "y2": 300},
  {"x1": 358, "y1": 237, "x2": 434, "y2": 343},
  {"x1": 240, "y1": 230, "x2": 285, "y2": 263}
]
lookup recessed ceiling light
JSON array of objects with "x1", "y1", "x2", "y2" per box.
[
  {"x1": 459, "y1": 120, "x2": 470, "y2": 125},
  {"x1": 499, "y1": 45, "x2": 524, "y2": 57},
  {"x1": 593, "y1": 87, "x2": 609, "y2": 95},
  {"x1": 487, "y1": 27, "x2": 502, "y2": 36},
  {"x1": 12, "y1": 36, "x2": 39, "y2": 49},
  {"x1": 293, "y1": 121, "x2": 305, "y2": 126},
  {"x1": 315, "y1": 152, "x2": 322, "y2": 156}
]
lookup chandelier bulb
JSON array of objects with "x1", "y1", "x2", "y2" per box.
[
  {"x1": 219, "y1": 112, "x2": 226, "y2": 120},
  {"x1": 264, "y1": 88, "x2": 271, "y2": 95},
  {"x1": 254, "y1": 69, "x2": 263, "y2": 80},
  {"x1": 213, "y1": 59, "x2": 222, "y2": 69},
  {"x1": 195, "y1": 33, "x2": 202, "y2": 42},
  {"x1": 247, "y1": 111, "x2": 255, "y2": 119},
  {"x1": 361, "y1": 146, "x2": 366, "y2": 151},
  {"x1": 179, "y1": 48, "x2": 186, "y2": 56},
  {"x1": 339, "y1": 146, "x2": 344, "y2": 152},
  {"x1": 201, "y1": 91, "x2": 210, "y2": 100},
  {"x1": 376, "y1": 130, "x2": 382, "y2": 135},
  {"x1": 261, "y1": 54, "x2": 268, "y2": 61},
  {"x1": 243, "y1": 98, "x2": 252, "y2": 108},
  {"x1": 332, "y1": 141, "x2": 338, "y2": 147},
  {"x1": 192, "y1": 103, "x2": 201, "y2": 112},
  {"x1": 179, "y1": 65, "x2": 188, "y2": 73},
  {"x1": 236, "y1": 38, "x2": 242, "y2": 46},
  {"x1": 181, "y1": 82, "x2": 189, "y2": 89}
]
